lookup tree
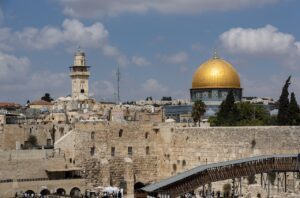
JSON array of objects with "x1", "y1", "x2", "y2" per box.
[
  {"x1": 235, "y1": 102, "x2": 269, "y2": 126},
  {"x1": 145, "y1": 96, "x2": 153, "y2": 101},
  {"x1": 25, "y1": 135, "x2": 37, "y2": 149},
  {"x1": 288, "y1": 92, "x2": 300, "y2": 125},
  {"x1": 161, "y1": 96, "x2": 172, "y2": 101},
  {"x1": 41, "y1": 93, "x2": 53, "y2": 102},
  {"x1": 277, "y1": 76, "x2": 291, "y2": 125},
  {"x1": 215, "y1": 90, "x2": 239, "y2": 126},
  {"x1": 192, "y1": 100, "x2": 206, "y2": 126}
]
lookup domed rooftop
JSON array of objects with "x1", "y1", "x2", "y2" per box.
[{"x1": 192, "y1": 54, "x2": 241, "y2": 89}]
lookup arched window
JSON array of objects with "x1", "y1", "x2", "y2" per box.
[
  {"x1": 145, "y1": 132, "x2": 149, "y2": 139},
  {"x1": 146, "y1": 146, "x2": 150, "y2": 155},
  {"x1": 90, "y1": 146, "x2": 95, "y2": 156},
  {"x1": 111, "y1": 147, "x2": 115, "y2": 157},
  {"x1": 91, "y1": 131, "x2": 95, "y2": 140},
  {"x1": 128, "y1": 146, "x2": 132, "y2": 156},
  {"x1": 119, "y1": 129, "x2": 123, "y2": 137}
]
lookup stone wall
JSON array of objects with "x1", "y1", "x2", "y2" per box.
[
  {"x1": 0, "y1": 123, "x2": 75, "y2": 151},
  {"x1": 0, "y1": 124, "x2": 52, "y2": 150},
  {"x1": 0, "y1": 178, "x2": 85, "y2": 197},
  {"x1": 70, "y1": 122, "x2": 158, "y2": 190},
  {"x1": 3, "y1": 121, "x2": 300, "y2": 196},
  {"x1": 70, "y1": 124, "x2": 300, "y2": 186},
  {"x1": 156, "y1": 125, "x2": 300, "y2": 180}
]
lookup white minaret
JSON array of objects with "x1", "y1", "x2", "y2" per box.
[{"x1": 69, "y1": 48, "x2": 90, "y2": 100}]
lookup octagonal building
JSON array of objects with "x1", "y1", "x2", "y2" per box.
[{"x1": 190, "y1": 53, "x2": 242, "y2": 107}]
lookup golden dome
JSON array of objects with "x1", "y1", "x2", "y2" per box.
[{"x1": 192, "y1": 57, "x2": 241, "y2": 89}]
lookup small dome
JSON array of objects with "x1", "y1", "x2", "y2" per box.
[{"x1": 192, "y1": 57, "x2": 241, "y2": 89}]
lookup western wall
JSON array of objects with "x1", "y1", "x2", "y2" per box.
[
  {"x1": 1, "y1": 123, "x2": 300, "y2": 197},
  {"x1": 60, "y1": 123, "x2": 300, "y2": 189}
]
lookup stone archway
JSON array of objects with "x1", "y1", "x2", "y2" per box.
[
  {"x1": 40, "y1": 189, "x2": 50, "y2": 196},
  {"x1": 70, "y1": 187, "x2": 81, "y2": 198},
  {"x1": 56, "y1": 188, "x2": 66, "y2": 195}
]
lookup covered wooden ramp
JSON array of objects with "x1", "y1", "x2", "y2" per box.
[{"x1": 142, "y1": 154, "x2": 300, "y2": 197}]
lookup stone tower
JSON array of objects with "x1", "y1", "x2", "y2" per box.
[{"x1": 69, "y1": 48, "x2": 90, "y2": 100}]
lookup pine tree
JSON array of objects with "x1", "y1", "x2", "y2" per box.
[
  {"x1": 288, "y1": 92, "x2": 300, "y2": 125},
  {"x1": 216, "y1": 90, "x2": 239, "y2": 126},
  {"x1": 41, "y1": 93, "x2": 53, "y2": 102},
  {"x1": 277, "y1": 76, "x2": 291, "y2": 125},
  {"x1": 192, "y1": 100, "x2": 206, "y2": 126}
]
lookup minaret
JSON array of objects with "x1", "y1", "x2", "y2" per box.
[{"x1": 69, "y1": 48, "x2": 90, "y2": 100}]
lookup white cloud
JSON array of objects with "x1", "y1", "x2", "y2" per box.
[
  {"x1": 165, "y1": 51, "x2": 189, "y2": 64},
  {"x1": 241, "y1": 74, "x2": 300, "y2": 102},
  {"x1": 220, "y1": 25, "x2": 295, "y2": 55},
  {"x1": 0, "y1": 52, "x2": 30, "y2": 83},
  {"x1": 0, "y1": 51, "x2": 71, "y2": 101},
  {"x1": 101, "y1": 45, "x2": 128, "y2": 66},
  {"x1": 219, "y1": 25, "x2": 300, "y2": 69},
  {"x1": 58, "y1": 0, "x2": 279, "y2": 18},
  {"x1": 29, "y1": 72, "x2": 69, "y2": 91},
  {"x1": 0, "y1": 70, "x2": 70, "y2": 102},
  {"x1": 141, "y1": 78, "x2": 168, "y2": 95},
  {"x1": 9, "y1": 19, "x2": 108, "y2": 50},
  {"x1": 90, "y1": 80, "x2": 115, "y2": 100},
  {"x1": 0, "y1": 19, "x2": 128, "y2": 66},
  {"x1": 132, "y1": 56, "x2": 150, "y2": 67},
  {"x1": 0, "y1": 28, "x2": 13, "y2": 51}
]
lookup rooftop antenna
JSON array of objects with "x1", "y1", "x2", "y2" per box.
[{"x1": 116, "y1": 66, "x2": 121, "y2": 104}]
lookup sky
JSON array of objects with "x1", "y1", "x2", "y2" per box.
[{"x1": 0, "y1": 0, "x2": 300, "y2": 104}]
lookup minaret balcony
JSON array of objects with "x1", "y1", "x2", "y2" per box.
[{"x1": 70, "y1": 71, "x2": 90, "y2": 77}]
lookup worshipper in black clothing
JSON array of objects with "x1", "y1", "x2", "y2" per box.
[{"x1": 117, "y1": 190, "x2": 122, "y2": 198}]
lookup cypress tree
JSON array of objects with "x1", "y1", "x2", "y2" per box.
[
  {"x1": 216, "y1": 90, "x2": 239, "y2": 125},
  {"x1": 277, "y1": 76, "x2": 291, "y2": 125},
  {"x1": 192, "y1": 100, "x2": 206, "y2": 126},
  {"x1": 288, "y1": 92, "x2": 300, "y2": 125}
]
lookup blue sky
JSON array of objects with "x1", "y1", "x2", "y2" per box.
[{"x1": 0, "y1": 0, "x2": 300, "y2": 104}]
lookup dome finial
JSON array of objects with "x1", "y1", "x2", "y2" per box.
[{"x1": 212, "y1": 48, "x2": 220, "y2": 59}]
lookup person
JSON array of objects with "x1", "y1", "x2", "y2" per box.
[
  {"x1": 103, "y1": 191, "x2": 108, "y2": 198},
  {"x1": 117, "y1": 190, "x2": 122, "y2": 198}
]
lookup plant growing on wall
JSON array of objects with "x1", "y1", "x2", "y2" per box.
[
  {"x1": 268, "y1": 172, "x2": 276, "y2": 185},
  {"x1": 251, "y1": 139, "x2": 256, "y2": 149},
  {"x1": 247, "y1": 174, "x2": 256, "y2": 184},
  {"x1": 223, "y1": 183, "x2": 231, "y2": 198}
]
